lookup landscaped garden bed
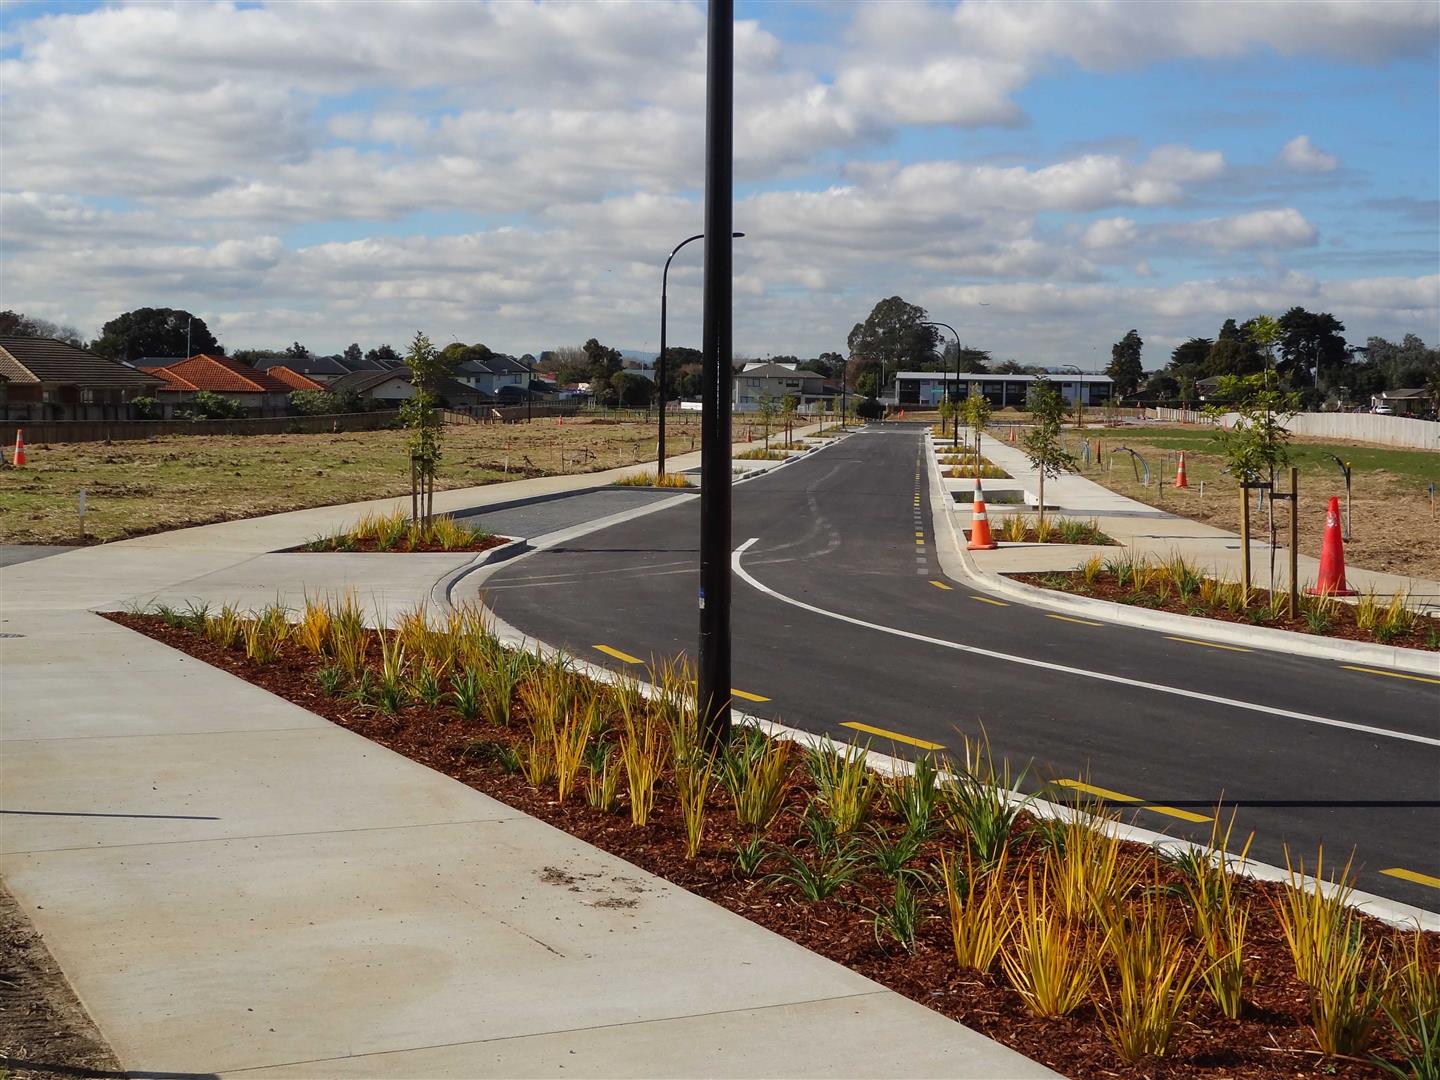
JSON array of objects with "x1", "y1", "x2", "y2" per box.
[
  {"x1": 735, "y1": 447, "x2": 791, "y2": 461},
  {"x1": 1013, "y1": 554, "x2": 1439, "y2": 651},
  {"x1": 105, "y1": 598, "x2": 1438, "y2": 1080},
  {"x1": 612, "y1": 470, "x2": 694, "y2": 488},
  {"x1": 301, "y1": 510, "x2": 507, "y2": 553},
  {"x1": 964, "y1": 516, "x2": 1116, "y2": 546}
]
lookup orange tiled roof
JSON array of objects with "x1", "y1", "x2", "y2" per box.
[
  {"x1": 263, "y1": 364, "x2": 325, "y2": 392},
  {"x1": 139, "y1": 366, "x2": 201, "y2": 391},
  {"x1": 156, "y1": 354, "x2": 287, "y2": 393}
]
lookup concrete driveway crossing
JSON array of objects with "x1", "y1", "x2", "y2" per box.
[{"x1": 0, "y1": 429, "x2": 1056, "y2": 1078}]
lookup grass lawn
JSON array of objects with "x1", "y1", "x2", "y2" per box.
[
  {"x1": 0, "y1": 416, "x2": 705, "y2": 545},
  {"x1": 1072, "y1": 425, "x2": 1440, "y2": 581}
]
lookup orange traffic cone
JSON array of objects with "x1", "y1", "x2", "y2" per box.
[
  {"x1": 1306, "y1": 496, "x2": 1357, "y2": 596},
  {"x1": 1174, "y1": 451, "x2": 1189, "y2": 488},
  {"x1": 12, "y1": 428, "x2": 26, "y2": 467},
  {"x1": 968, "y1": 479, "x2": 998, "y2": 550}
]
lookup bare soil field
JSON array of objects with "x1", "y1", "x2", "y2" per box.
[
  {"x1": 1074, "y1": 425, "x2": 1440, "y2": 584},
  {"x1": 0, "y1": 416, "x2": 707, "y2": 545}
]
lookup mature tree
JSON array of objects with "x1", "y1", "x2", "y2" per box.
[
  {"x1": 609, "y1": 370, "x2": 654, "y2": 408},
  {"x1": 992, "y1": 359, "x2": 1025, "y2": 374},
  {"x1": 1020, "y1": 376, "x2": 1076, "y2": 526},
  {"x1": 0, "y1": 310, "x2": 83, "y2": 346},
  {"x1": 1278, "y1": 307, "x2": 1349, "y2": 389},
  {"x1": 343, "y1": 343, "x2": 363, "y2": 364},
  {"x1": 941, "y1": 341, "x2": 992, "y2": 373},
  {"x1": 284, "y1": 341, "x2": 310, "y2": 360},
  {"x1": 675, "y1": 363, "x2": 704, "y2": 399},
  {"x1": 231, "y1": 348, "x2": 283, "y2": 365},
  {"x1": 855, "y1": 370, "x2": 879, "y2": 398},
  {"x1": 92, "y1": 308, "x2": 219, "y2": 362},
  {"x1": 583, "y1": 337, "x2": 624, "y2": 405},
  {"x1": 1364, "y1": 334, "x2": 1439, "y2": 392},
  {"x1": 441, "y1": 342, "x2": 495, "y2": 368},
  {"x1": 1144, "y1": 371, "x2": 1181, "y2": 402},
  {"x1": 1106, "y1": 329, "x2": 1144, "y2": 398},
  {"x1": 365, "y1": 344, "x2": 400, "y2": 363},
  {"x1": 1169, "y1": 337, "x2": 1212, "y2": 378},
  {"x1": 1204, "y1": 337, "x2": 1262, "y2": 377},
  {"x1": 800, "y1": 351, "x2": 846, "y2": 379},
  {"x1": 846, "y1": 296, "x2": 940, "y2": 371}
]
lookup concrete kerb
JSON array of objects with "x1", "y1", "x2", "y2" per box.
[
  {"x1": 445, "y1": 438, "x2": 1438, "y2": 934},
  {"x1": 924, "y1": 433, "x2": 1440, "y2": 678}
]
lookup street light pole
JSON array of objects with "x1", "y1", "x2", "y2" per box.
[
  {"x1": 697, "y1": 0, "x2": 733, "y2": 750},
  {"x1": 924, "y1": 321, "x2": 961, "y2": 449},
  {"x1": 659, "y1": 230, "x2": 743, "y2": 476}
]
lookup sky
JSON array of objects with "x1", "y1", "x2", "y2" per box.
[{"x1": 2, "y1": 0, "x2": 1437, "y2": 366}]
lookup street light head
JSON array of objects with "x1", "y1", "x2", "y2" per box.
[{"x1": 732, "y1": 232, "x2": 745, "y2": 238}]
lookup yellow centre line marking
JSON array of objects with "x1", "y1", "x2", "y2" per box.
[
  {"x1": 1045, "y1": 613, "x2": 1104, "y2": 627},
  {"x1": 971, "y1": 596, "x2": 1008, "y2": 606},
  {"x1": 1165, "y1": 635, "x2": 1251, "y2": 653},
  {"x1": 1145, "y1": 805, "x2": 1214, "y2": 823},
  {"x1": 1342, "y1": 665, "x2": 1440, "y2": 685},
  {"x1": 731, "y1": 688, "x2": 770, "y2": 703},
  {"x1": 915, "y1": 539, "x2": 925, "y2": 546},
  {"x1": 841, "y1": 721, "x2": 945, "y2": 751},
  {"x1": 915, "y1": 531, "x2": 925, "y2": 538},
  {"x1": 929, "y1": 580, "x2": 953, "y2": 590},
  {"x1": 1055, "y1": 780, "x2": 1211, "y2": 822},
  {"x1": 1381, "y1": 867, "x2": 1440, "y2": 889},
  {"x1": 593, "y1": 644, "x2": 643, "y2": 664},
  {"x1": 1056, "y1": 778, "x2": 1140, "y2": 803}
]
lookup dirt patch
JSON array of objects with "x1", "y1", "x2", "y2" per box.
[
  {"x1": 1075, "y1": 427, "x2": 1440, "y2": 582},
  {"x1": 104, "y1": 611, "x2": 1434, "y2": 1080},
  {"x1": 0, "y1": 882, "x2": 122, "y2": 1079}
]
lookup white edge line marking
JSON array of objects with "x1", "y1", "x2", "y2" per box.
[{"x1": 733, "y1": 538, "x2": 1438, "y2": 748}]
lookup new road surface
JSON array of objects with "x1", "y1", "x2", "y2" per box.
[{"x1": 478, "y1": 426, "x2": 1440, "y2": 910}]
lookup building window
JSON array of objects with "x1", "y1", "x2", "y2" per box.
[{"x1": 81, "y1": 388, "x2": 96, "y2": 404}]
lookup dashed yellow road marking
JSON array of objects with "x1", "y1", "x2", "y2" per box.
[
  {"x1": 929, "y1": 580, "x2": 953, "y2": 591},
  {"x1": 841, "y1": 721, "x2": 945, "y2": 751},
  {"x1": 1045, "y1": 613, "x2": 1104, "y2": 627},
  {"x1": 1056, "y1": 778, "x2": 1139, "y2": 803},
  {"x1": 915, "y1": 531, "x2": 925, "y2": 538},
  {"x1": 1342, "y1": 665, "x2": 1440, "y2": 685},
  {"x1": 1381, "y1": 867, "x2": 1440, "y2": 889},
  {"x1": 731, "y1": 687, "x2": 771, "y2": 703},
  {"x1": 971, "y1": 596, "x2": 1008, "y2": 606},
  {"x1": 1144, "y1": 804, "x2": 1214, "y2": 823},
  {"x1": 1165, "y1": 635, "x2": 1251, "y2": 653},
  {"x1": 1054, "y1": 779, "x2": 1211, "y2": 822},
  {"x1": 593, "y1": 644, "x2": 643, "y2": 664},
  {"x1": 915, "y1": 539, "x2": 925, "y2": 546}
]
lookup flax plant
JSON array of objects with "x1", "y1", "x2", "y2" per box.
[
  {"x1": 204, "y1": 604, "x2": 243, "y2": 649},
  {"x1": 328, "y1": 592, "x2": 368, "y2": 678},
  {"x1": 805, "y1": 737, "x2": 877, "y2": 834},
  {"x1": 1044, "y1": 812, "x2": 1146, "y2": 925},
  {"x1": 375, "y1": 633, "x2": 408, "y2": 713},
  {"x1": 939, "y1": 734, "x2": 1029, "y2": 868},
  {"x1": 552, "y1": 703, "x2": 593, "y2": 803},
  {"x1": 584, "y1": 740, "x2": 622, "y2": 813},
  {"x1": 722, "y1": 730, "x2": 793, "y2": 830},
  {"x1": 1376, "y1": 931, "x2": 1440, "y2": 1079},
  {"x1": 1179, "y1": 811, "x2": 1255, "y2": 1019},
  {"x1": 676, "y1": 750, "x2": 716, "y2": 858},
  {"x1": 886, "y1": 753, "x2": 940, "y2": 837},
  {"x1": 1098, "y1": 891, "x2": 1203, "y2": 1062},
  {"x1": 295, "y1": 595, "x2": 333, "y2": 656},
  {"x1": 1001, "y1": 868, "x2": 1098, "y2": 1017},
  {"x1": 942, "y1": 847, "x2": 1014, "y2": 972},
  {"x1": 1276, "y1": 847, "x2": 1359, "y2": 986},
  {"x1": 619, "y1": 704, "x2": 665, "y2": 826}
]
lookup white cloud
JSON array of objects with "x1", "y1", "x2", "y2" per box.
[
  {"x1": 1279, "y1": 134, "x2": 1340, "y2": 172},
  {"x1": 1163, "y1": 208, "x2": 1319, "y2": 251}
]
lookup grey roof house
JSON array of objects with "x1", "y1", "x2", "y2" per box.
[{"x1": 0, "y1": 336, "x2": 164, "y2": 421}]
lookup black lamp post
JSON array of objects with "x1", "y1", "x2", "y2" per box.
[
  {"x1": 697, "y1": 0, "x2": 733, "y2": 750},
  {"x1": 924, "y1": 321, "x2": 961, "y2": 449},
  {"x1": 659, "y1": 230, "x2": 744, "y2": 476}
]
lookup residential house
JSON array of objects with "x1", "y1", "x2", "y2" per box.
[
  {"x1": 329, "y1": 367, "x2": 494, "y2": 412},
  {"x1": 251, "y1": 354, "x2": 351, "y2": 385},
  {"x1": 1370, "y1": 388, "x2": 1433, "y2": 417},
  {"x1": 732, "y1": 362, "x2": 833, "y2": 413},
  {"x1": 452, "y1": 354, "x2": 531, "y2": 397},
  {"x1": 0, "y1": 335, "x2": 164, "y2": 421},
  {"x1": 139, "y1": 354, "x2": 317, "y2": 416}
]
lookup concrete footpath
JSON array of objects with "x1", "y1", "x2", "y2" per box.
[
  {"x1": 950, "y1": 432, "x2": 1440, "y2": 617},
  {"x1": 1, "y1": 430, "x2": 1054, "y2": 1079}
]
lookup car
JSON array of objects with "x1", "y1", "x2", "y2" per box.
[{"x1": 1372, "y1": 403, "x2": 1394, "y2": 415}]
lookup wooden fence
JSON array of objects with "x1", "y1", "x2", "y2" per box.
[{"x1": 2, "y1": 410, "x2": 401, "y2": 446}]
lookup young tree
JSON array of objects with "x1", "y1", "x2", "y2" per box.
[
  {"x1": 757, "y1": 391, "x2": 780, "y2": 448},
  {"x1": 1106, "y1": 329, "x2": 1144, "y2": 398},
  {"x1": 1020, "y1": 376, "x2": 1076, "y2": 526},
  {"x1": 782, "y1": 392, "x2": 799, "y2": 443},
  {"x1": 963, "y1": 390, "x2": 992, "y2": 458},
  {"x1": 399, "y1": 331, "x2": 453, "y2": 522}
]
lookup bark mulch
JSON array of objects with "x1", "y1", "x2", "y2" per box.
[
  {"x1": 1011, "y1": 570, "x2": 1439, "y2": 651},
  {"x1": 102, "y1": 611, "x2": 1432, "y2": 1079}
]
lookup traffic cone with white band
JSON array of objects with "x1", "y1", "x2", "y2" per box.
[
  {"x1": 1306, "y1": 496, "x2": 1357, "y2": 596},
  {"x1": 1174, "y1": 451, "x2": 1189, "y2": 488},
  {"x1": 968, "y1": 479, "x2": 998, "y2": 550},
  {"x1": 12, "y1": 429, "x2": 26, "y2": 467}
]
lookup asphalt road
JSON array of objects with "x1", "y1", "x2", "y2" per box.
[{"x1": 480, "y1": 426, "x2": 1440, "y2": 910}]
